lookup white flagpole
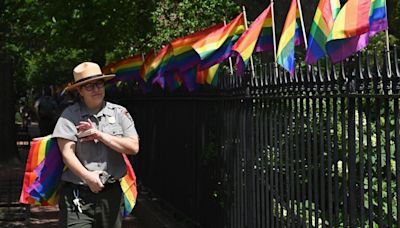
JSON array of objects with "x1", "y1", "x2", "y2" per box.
[
  {"x1": 242, "y1": 6, "x2": 256, "y2": 78},
  {"x1": 384, "y1": 3, "x2": 391, "y2": 76},
  {"x1": 271, "y1": 0, "x2": 279, "y2": 76},
  {"x1": 224, "y1": 19, "x2": 234, "y2": 75},
  {"x1": 296, "y1": 0, "x2": 308, "y2": 50}
]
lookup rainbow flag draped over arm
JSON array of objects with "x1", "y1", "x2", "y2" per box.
[
  {"x1": 305, "y1": 0, "x2": 341, "y2": 64},
  {"x1": 276, "y1": 0, "x2": 305, "y2": 75},
  {"x1": 325, "y1": 0, "x2": 374, "y2": 63},
  {"x1": 20, "y1": 136, "x2": 138, "y2": 217},
  {"x1": 232, "y1": 5, "x2": 273, "y2": 75},
  {"x1": 193, "y1": 13, "x2": 245, "y2": 70}
]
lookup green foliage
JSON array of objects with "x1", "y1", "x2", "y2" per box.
[
  {"x1": 1, "y1": 0, "x2": 240, "y2": 93},
  {"x1": 148, "y1": 0, "x2": 240, "y2": 49}
]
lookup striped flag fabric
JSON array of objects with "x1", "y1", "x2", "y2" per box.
[
  {"x1": 197, "y1": 64, "x2": 221, "y2": 86},
  {"x1": 193, "y1": 13, "x2": 245, "y2": 70},
  {"x1": 276, "y1": 0, "x2": 305, "y2": 75},
  {"x1": 140, "y1": 45, "x2": 173, "y2": 83},
  {"x1": 325, "y1": 0, "x2": 372, "y2": 63},
  {"x1": 20, "y1": 136, "x2": 138, "y2": 217},
  {"x1": 107, "y1": 54, "x2": 144, "y2": 82},
  {"x1": 232, "y1": 5, "x2": 273, "y2": 75},
  {"x1": 305, "y1": 0, "x2": 341, "y2": 64}
]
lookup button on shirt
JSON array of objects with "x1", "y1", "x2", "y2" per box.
[{"x1": 52, "y1": 101, "x2": 138, "y2": 185}]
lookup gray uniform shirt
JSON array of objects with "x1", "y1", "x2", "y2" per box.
[{"x1": 52, "y1": 101, "x2": 138, "y2": 185}]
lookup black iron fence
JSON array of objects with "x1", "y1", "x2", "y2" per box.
[{"x1": 113, "y1": 47, "x2": 400, "y2": 228}]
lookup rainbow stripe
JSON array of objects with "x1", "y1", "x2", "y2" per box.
[
  {"x1": 168, "y1": 23, "x2": 225, "y2": 73},
  {"x1": 232, "y1": 5, "x2": 273, "y2": 75},
  {"x1": 193, "y1": 13, "x2": 245, "y2": 70},
  {"x1": 368, "y1": 0, "x2": 388, "y2": 37},
  {"x1": 276, "y1": 0, "x2": 304, "y2": 75},
  {"x1": 20, "y1": 135, "x2": 58, "y2": 205},
  {"x1": 20, "y1": 136, "x2": 138, "y2": 217},
  {"x1": 326, "y1": 0, "x2": 372, "y2": 63},
  {"x1": 111, "y1": 54, "x2": 144, "y2": 82},
  {"x1": 197, "y1": 64, "x2": 220, "y2": 86},
  {"x1": 140, "y1": 45, "x2": 173, "y2": 83},
  {"x1": 305, "y1": 0, "x2": 341, "y2": 64}
]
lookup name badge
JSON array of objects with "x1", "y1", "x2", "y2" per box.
[{"x1": 107, "y1": 116, "x2": 116, "y2": 124}]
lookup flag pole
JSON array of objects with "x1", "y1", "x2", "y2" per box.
[
  {"x1": 384, "y1": 3, "x2": 391, "y2": 76},
  {"x1": 224, "y1": 19, "x2": 234, "y2": 75},
  {"x1": 296, "y1": 0, "x2": 308, "y2": 50},
  {"x1": 242, "y1": 6, "x2": 256, "y2": 78},
  {"x1": 270, "y1": 0, "x2": 279, "y2": 76}
]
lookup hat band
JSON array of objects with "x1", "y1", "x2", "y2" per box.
[{"x1": 74, "y1": 74, "x2": 104, "y2": 85}]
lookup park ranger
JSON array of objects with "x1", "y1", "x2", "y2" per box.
[{"x1": 52, "y1": 62, "x2": 139, "y2": 228}]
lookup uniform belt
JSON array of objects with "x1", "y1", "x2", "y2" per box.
[{"x1": 65, "y1": 181, "x2": 118, "y2": 192}]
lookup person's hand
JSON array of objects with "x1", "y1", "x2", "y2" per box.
[
  {"x1": 76, "y1": 119, "x2": 103, "y2": 142},
  {"x1": 82, "y1": 170, "x2": 105, "y2": 193}
]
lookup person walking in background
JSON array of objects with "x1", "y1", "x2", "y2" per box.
[
  {"x1": 52, "y1": 62, "x2": 139, "y2": 228},
  {"x1": 35, "y1": 87, "x2": 58, "y2": 136}
]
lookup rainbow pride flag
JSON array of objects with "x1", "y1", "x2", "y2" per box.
[
  {"x1": 232, "y1": 5, "x2": 273, "y2": 75},
  {"x1": 20, "y1": 136, "x2": 138, "y2": 217},
  {"x1": 197, "y1": 64, "x2": 221, "y2": 86},
  {"x1": 168, "y1": 23, "x2": 225, "y2": 73},
  {"x1": 111, "y1": 54, "x2": 144, "y2": 82},
  {"x1": 305, "y1": 0, "x2": 341, "y2": 64},
  {"x1": 325, "y1": 0, "x2": 372, "y2": 63},
  {"x1": 140, "y1": 45, "x2": 173, "y2": 83},
  {"x1": 276, "y1": 0, "x2": 305, "y2": 75},
  {"x1": 193, "y1": 13, "x2": 245, "y2": 70},
  {"x1": 159, "y1": 23, "x2": 224, "y2": 91}
]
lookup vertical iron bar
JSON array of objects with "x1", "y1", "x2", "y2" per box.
[
  {"x1": 326, "y1": 96, "x2": 333, "y2": 227},
  {"x1": 319, "y1": 96, "x2": 326, "y2": 228},
  {"x1": 365, "y1": 97, "x2": 373, "y2": 228},
  {"x1": 288, "y1": 97, "x2": 295, "y2": 227},
  {"x1": 384, "y1": 96, "x2": 393, "y2": 227},
  {"x1": 333, "y1": 95, "x2": 339, "y2": 228},
  {"x1": 300, "y1": 97, "x2": 307, "y2": 226},
  {"x1": 348, "y1": 95, "x2": 357, "y2": 227},
  {"x1": 341, "y1": 95, "x2": 348, "y2": 228},
  {"x1": 312, "y1": 96, "x2": 319, "y2": 227},
  {"x1": 375, "y1": 96, "x2": 383, "y2": 228},
  {"x1": 358, "y1": 96, "x2": 365, "y2": 228},
  {"x1": 284, "y1": 97, "x2": 291, "y2": 227},
  {"x1": 307, "y1": 96, "x2": 313, "y2": 227}
]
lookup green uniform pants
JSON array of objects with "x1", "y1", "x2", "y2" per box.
[{"x1": 58, "y1": 182, "x2": 124, "y2": 228}]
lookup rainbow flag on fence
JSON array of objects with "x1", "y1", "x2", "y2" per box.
[
  {"x1": 232, "y1": 5, "x2": 273, "y2": 75},
  {"x1": 163, "y1": 23, "x2": 224, "y2": 91},
  {"x1": 20, "y1": 136, "x2": 138, "y2": 217},
  {"x1": 168, "y1": 23, "x2": 225, "y2": 73},
  {"x1": 305, "y1": 0, "x2": 341, "y2": 64},
  {"x1": 277, "y1": 0, "x2": 305, "y2": 75},
  {"x1": 193, "y1": 13, "x2": 245, "y2": 70},
  {"x1": 197, "y1": 64, "x2": 221, "y2": 86},
  {"x1": 140, "y1": 45, "x2": 173, "y2": 84},
  {"x1": 325, "y1": 0, "x2": 373, "y2": 63},
  {"x1": 111, "y1": 54, "x2": 144, "y2": 82}
]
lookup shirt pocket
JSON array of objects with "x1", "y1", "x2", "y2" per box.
[{"x1": 103, "y1": 124, "x2": 124, "y2": 136}]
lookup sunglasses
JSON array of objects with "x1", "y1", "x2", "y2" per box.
[{"x1": 81, "y1": 80, "x2": 105, "y2": 92}]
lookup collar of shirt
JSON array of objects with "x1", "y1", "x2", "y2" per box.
[{"x1": 79, "y1": 101, "x2": 114, "y2": 119}]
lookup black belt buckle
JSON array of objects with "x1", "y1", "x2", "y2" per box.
[{"x1": 99, "y1": 172, "x2": 116, "y2": 184}]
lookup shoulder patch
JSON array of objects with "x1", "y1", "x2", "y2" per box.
[{"x1": 123, "y1": 110, "x2": 134, "y2": 122}]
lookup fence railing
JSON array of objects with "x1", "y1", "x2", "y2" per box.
[{"x1": 114, "y1": 47, "x2": 400, "y2": 228}]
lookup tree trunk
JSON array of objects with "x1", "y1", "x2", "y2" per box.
[{"x1": 0, "y1": 57, "x2": 18, "y2": 161}]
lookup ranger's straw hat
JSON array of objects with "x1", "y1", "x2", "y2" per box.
[{"x1": 64, "y1": 62, "x2": 115, "y2": 91}]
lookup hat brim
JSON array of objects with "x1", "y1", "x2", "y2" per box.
[{"x1": 64, "y1": 74, "x2": 115, "y2": 91}]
